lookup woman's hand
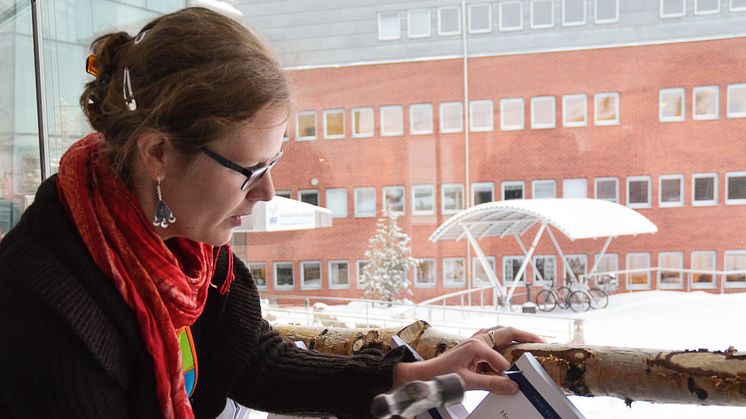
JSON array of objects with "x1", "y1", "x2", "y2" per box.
[{"x1": 392, "y1": 326, "x2": 544, "y2": 395}]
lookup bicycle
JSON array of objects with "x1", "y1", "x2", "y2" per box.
[
  {"x1": 534, "y1": 279, "x2": 572, "y2": 312},
  {"x1": 567, "y1": 275, "x2": 609, "y2": 312}
]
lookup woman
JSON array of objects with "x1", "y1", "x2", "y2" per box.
[{"x1": 0, "y1": 7, "x2": 541, "y2": 419}]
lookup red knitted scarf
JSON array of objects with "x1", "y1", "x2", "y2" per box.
[{"x1": 57, "y1": 133, "x2": 234, "y2": 418}]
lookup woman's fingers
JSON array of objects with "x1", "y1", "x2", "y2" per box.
[
  {"x1": 462, "y1": 370, "x2": 519, "y2": 394},
  {"x1": 491, "y1": 326, "x2": 545, "y2": 346}
]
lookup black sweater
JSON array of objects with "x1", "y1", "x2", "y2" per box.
[{"x1": 0, "y1": 176, "x2": 404, "y2": 418}]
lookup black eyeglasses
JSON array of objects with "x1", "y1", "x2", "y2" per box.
[{"x1": 199, "y1": 147, "x2": 283, "y2": 191}]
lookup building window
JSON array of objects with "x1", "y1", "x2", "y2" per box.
[
  {"x1": 407, "y1": 9, "x2": 431, "y2": 38},
  {"x1": 296, "y1": 111, "x2": 317, "y2": 140},
  {"x1": 383, "y1": 186, "x2": 406, "y2": 215},
  {"x1": 299, "y1": 189, "x2": 319, "y2": 206},
  {"x1": 410, "y1": 103, "x2": 433, "y2": 134},
  {"x1": 733, "y1": 0, "x2": 746, "y2": 12},
  {"x1": 438, "y1": 7, "x2": 461, "y2": 35},
  {"x1": 442, "y1": 183, "x2": 464, "y2": 214},
  {"x1": 531, "y1": 96, "x2": 556, "y2": 129},
  {"x1": 301, "y1": 261, "x2": 322, "y2": 290},
  {"x1": 415, "y1": 258, "x2": 436, "y2": 287},
  {"x1": 594, "y1": 92, "x2": 619, "y2": 126},
  {"x1": 659, "y1": 175, "x2": 684, "y2": 208},
  {"x1": 380, "y1": 105, "x2": 403, "y2": 136},
  {"x1": 692, "y1": 173, "x2": 717, "y2": 206},
  {"x1": 533, "y1": 255, "x2": 556, "y2": 283},
  {"x1": 563, "y1": 178, "x2": 588, "y2": 198},
  {"x1": 470, "y1": 100, "x2": 494, "y2": 131},
  {"x1": 468, "y1": 4, "x2": 492, "y2": 33},
  {"x1": 412, "y1": 184, "x2": 435, "y2": 215},
  {"x1": 274, "y1": 262, "x2": 294, "y2": 290},
  {"x1": 440, "y1": 102, "x2": 463, "y2": 133},
  {"x1": 325, "y1": 188, "x2": 348, "y2": 218},
  {"x1": 627, "y1": 176, "x2": 652, "y2": 208},
  {"x1": 593, "y1": 253, "x2": 619, "y2": 281},
  {"x1": 564, "y1": 254, "x2": 587, "y2": 282},
  {"x1": 690, "y1": 251, "x2": 716, "y2": 289},
  {"x1": 595, "y1": 177, "x2": 619, "y2": 202},
  {"x1": 443, "y1": 258, "x2": 466, "y2": 288},
  {"x1": 275, "y1": 190, "x2": 291, "y2": 199},
  {"x1": 354, "y1": 187, "x2": 376, "y2": 217},
  {"x1": 727, "y1": 84, "x2": 746, "y2": 118},
  {"x1": 502, "y1": 181, "x2": 524, "y2": 200},
  {"x1": 626, "y1": 253, "x2": 651, "y2": 289},
  {"x1": 531, "y1": 0, "x2": 555, "y2": 28},
  {"x1": 563, "y1": 0, "x2": 587, "y2": 26},
  {"x1": 378, "y1": 12, "x2": 401, "y2": 40},
  {"x1": 532, "y1": 179, "x2": 556, "y2": 199},
  {"x1": 329, "y1": 261, "x2": 350, "y2": 289},
  {"x1": 352, "y1": 108, "x2": 374, "y2": 138},
  {"x1": 658, "y1": 252, "x2": 684, "y2": 289},
  {"x1": 693, "y1": 86, "x2": 719, "y2": 120},
  {"x1": 356, "y1": 260, "x2": 369, "y2": 289},
  {"x1": 473, "y1": 256, "x2": 496, "y2": 287},
  {"x1": 500, "y1": 98, "x2": 525, "y2": 131},
  {"x1": 595, "y1": 0, "x2": 619, "y2": 23},
  {"x1": 694, "y1": 0, "x2": 720, "y2": 15},
  {"x1": 562, "y1": 94, "x2": 587, "y2": 127},
  {"x1": 726, "y1": 172, "x2": 746, "y2": 204},
  {"x1": 660, "y1": 0, "x2": 686, "y2": 18},
  {"x1": 249, "y1": 263, "x2": 267, "y2": 289},
  {"x1": 472, "y1": 182, "x2": 494, "y2": 206},
  {"x1": 500, "y1": 1, "x2": 523, "y2": 31},
  {"x1": 323, "y1": 109, "x2": 345, "y2": 139},
  {"x1": 504, "y1": 256, "x2": 526, "y2": 283},
  {"x1": 659, "y1": 88, "x2": 685, "y2": 122},
  {"x1": 724, "y1": 250, "x2": 746, "y2": 288}
]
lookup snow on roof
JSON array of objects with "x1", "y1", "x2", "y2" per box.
[{"x1": 429, "y1": 198, "x2": 658, "y2": 242}]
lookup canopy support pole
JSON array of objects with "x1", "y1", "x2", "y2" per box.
[
  {"x1": 546, "y1": 225, "x2": 578, "y2": 287},
  {"x1": 506, "y1": 223, "x2": 546, "y2": 306},
  {"x1": 461, "y1": 224, "x2": 505, "y2": 307}
]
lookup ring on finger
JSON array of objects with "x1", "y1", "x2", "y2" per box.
[{"x1": 488, "y1": 330, "x2": 496, "y2": 348}]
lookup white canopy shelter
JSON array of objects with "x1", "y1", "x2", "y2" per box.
[
  {"x1": 234, "y1": 196, "x2": 332, "y2": 233},
  {"x1": 429, "y1": 198, "x2": 658, "y2": 306}
]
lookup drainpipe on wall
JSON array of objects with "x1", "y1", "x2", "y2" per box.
[{"x1": 461, "y1": 0, "x2": 474, "y2": 305}]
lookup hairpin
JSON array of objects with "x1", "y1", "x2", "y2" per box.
[
  {"x1": 85, "y1": 54, "x2": 97, "y2": 77},
  {"x1": 134, "y1": 29, "x2": 149, "y2": 45},
  {"x1": 122, "y1": 67, "x2": 137, "y2": 111}
]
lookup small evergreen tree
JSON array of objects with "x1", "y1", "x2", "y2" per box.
[{"x1": 361, "y1": 207, "x2": 418, "y2": 302}]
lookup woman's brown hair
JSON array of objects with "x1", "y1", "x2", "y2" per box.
[{"x1": 80, "y1": 7, "x2": 290, "y2": 182}]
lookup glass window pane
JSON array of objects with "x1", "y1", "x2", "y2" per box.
[
  {"x1": 627, "y1": 253, "x2": 651, "y2": 288},
  {"x1": 439, "y1": 7, "x2": 461, "y2": 35},
  {"x1": 563, "y1": 0, "x2": 586, "y2": 25},
  {"x1": 473, "y1": 182, "x2": 494, "y2": 205},
  {"x1": 299, "y1": 190, "x2": 319, "y2": 206},
  {"x1": 733, "y1": 0, "x2": 746, "y2": 10},
  {"x1": 563, "y1": 178, "x2": 587, "y2": 198},
  {"x1": 381, "y1": 106, "x2": 403, "y2": 135},
  {"x1": 383, "y1": 186, "x2": 405, "y2": 214},
  {"x1": 413, "y1": 185, "x2": 435, "y2": 214},
  {"x1": 443, "y1": 258, "x2": 465, "y2": 286},
  {"x1": 408, "y1": 9, "x2": 431, "y2": 38},
  {"x1": 249, "y1": 263, "x2": 267, "y2": 288},
  {"x1": 531, "y1": 96, "x2": 555, "y2": 128},
  {"x1": 378, "y1": 12, "x2": 400, "y2": 40},
  {"x1": 595, "y1": 178, "x2": 618, "y2": 202},
  {"x1": 353, "y1": 108, "x2": 374, "y2": 137},
  {"x1": 660, "y1": 177, "x2": 683, "y2": 205},
  {"x1": 691, "y1": 251, "x2": 716, "y2": 287},
  {"x1": 301, "y1": 261, "x2": 322, "y2": 289},
  {"x1": 440, "y1": 102, "x2": 463, "y2": 133},
  {"x1": 531, "y1": 0, "x2": 554, "y2": 28},
  {"x1": 410, "y1": 103, "x2": 433, "y2": 134},
  {"x1": 533, "y1": 256, "x2": 556, "y2": 283},
  {"x1": 502, "y1": 182, "x2": 524, "y2": 200},
  {"x1": 501, "y1": 99, "x2": 524, "y2": 130},
  {"x1": 297, "y1": 112, "x2": 317, "y2": 139},
  {"x1": 504, "y1": 256, "x2": 526, "y2": 282},
  {"x1": 275, "y1": 262, "x2": 294, "y2": 288},
  {"x1": 595, "y1": 93, "x2": 619, "y2": 125},
  {"x1": 658, "y1": 252, "x2": 683, "y2": 287},
  {"x1": 442, "y1": 184, "x2": 464, "y2": 212},
  {"x1": 693, "y1": 175, "x2": 716, "y2": 203},
  {"x1": 415, "y1": 259, "x2": 436, "y2": 286},
  {"x1": 324, "y1": 109, "x2": 344, "y2": 139},
  {"x1": 724, "y1": 252, "x2": 746, "y2": 285},
  {"x1": 596, "y1": 0, "x2": 618, "y2": 22},
  {"x1": 662, "y1": 0, "x2": 685, "y2": 16},
  {"x1": 660, "y1": 88, "x2": 685, "y2": 121},
  {"x1": 533, "y1": 180, "x2": 556, "y2": 199},
  {"x1": 326, "y1": 188, "x2": 348, "y2": 218},
  {"x1": 628, "y1": 178, "x2": 651, "y2": 206},
  {"x1": 355, "y1": 187, "x2": 376, "y2": 217},
  {"x1": 727, "y1": 174, "x2": 746, "y2": 201},
  {"x1": 500, "y1": 2, "x2": 523, "y2": 31},
  {"x1": 695, "y1": 0, "x2": 719, "y2": 13},
  {"x1": 469, "y1": 4, "x2": 492, "y2": 33},
  {"x1": 330, "y1": 261, "x2": 349, "y2": 288},
  {"x1": 694, "y1": 86, "x2": 719, "y2": 119},
  {"x1": 473, "y1": 257, "x2": 496, "y2": 287},
  {"x1": 470, "y1": 100, "x2": 494, "y2": 131},
  {"x1": 727, "y1": 84, "x2": 746, "y2": 118},
  {"x1": 563, "y1": 95, "x2": 587, "y2": 127}
]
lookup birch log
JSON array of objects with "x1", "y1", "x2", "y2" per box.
[{"x1": 272, "y1": 321, "x2": 746, "y2": 407}]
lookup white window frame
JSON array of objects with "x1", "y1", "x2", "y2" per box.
[
  {"x1": 501, "y1": 180, "x2": 525, "y2": 201},
  {"x1": 352, "y1": 107, "x2": 374, "y2": 138},
  {"x1": 660, "y1": 0, "x2": 686, "y2": 18},
  {"x1": 275, "y1": 190, "x2": 291, "y2": 199},
  {"x1": 594, "y1": 92, "x2": 620, "y2": 126},
  {"x1": 472, "y1": 182, "x2": 495, "y2": 206},
  {"x1": 563, "y1": 178, "x2": 588, "y2": 198},
  {"x1": 595, "y1": 0, "x2": 620, "y2": 23},
  {"x1": 627, "y1": 176, "x2": 652, "y2": 209},
  {"x1": 412, "y1": 184, "x2": 436, "y2": 215},
  {"x1": 468, "y1": 3, "x2": 492, "y2": 34},
  {"x1": 658, "y1": 251, "x2": 684, "y2": 289},
  {"x1": 249, "y1": 262, "x2": 268, "y2": 289},
  {"x1": 323, "y1": 109, "x2": 345, "y2": 140},
  {"x1": 692, "y1": 173, "x2": 718, "y2": 206},
  {"x1": 383, "y1": 185, "x2": 406, "y2": 215},
  {"x1": 377, "y1": 12, "x2": 401, "y2": 41},
  {"x1": 438, "y1": 6, "x2": 461, "y2": 36},
  {"x1": 530, "y1": 0, "x2": 555, "y2": 29},
  {"x1": 356, "y1": 259, "x2": 369, "y2": 289},
  {"x1": 531, "y1": 96, "x2": 556, "y2": 129},
  {"x1": 562, "y1": 94, "x2": 587, "y2": 127},
  {"x1": 562, "y1": 0, "x2": 587, "y2": 27},
  {"x1": 593, "y1": 253, "x2": 619, "y2": 282},
  {"x1": 407, "y1": 9, "x2": 431, "y2": 38},
  {"x1": 325, "y1": 188, "x2": 348, "y2": 218},
  {"x1": 300, "y1": 261, "x2": 322, "y2": 290},
  {"x1": 726, "y1": 171, "x2": 746, "y2": 205},
  {"x1": 503, "y1": 255, "x2": 526, "y2": 284},
  {"x1": 727, "y1": 83, "x2": 746, "y2": 118},
  {"x1": 694, "y1": 0, "x2": 721, "y2": 15},
  {"x1": 533, "y1": 255, "x2": 557, "y2": 284},
  {"x1": 564, "y1": 254, "x2": 588, "y2": 281},
  {"x1": 409, "y1": 103, "x2": 434, "y2": 135},
  {"x1": 732, "y1": 0, "x2": 746, "y2": 12},
  {"x1": 296, "y1": 111, "x2": 317, "y2": 141},
  {"x1": 443, "y1": 257, "x2": 466, "y2": 288},
  {"x1": 659, "y1": 88, "x2": 686, "y2": 122},
  {"x1": 500, "y1": 98, "x2": 525, "y2": 131},
  {"x1": 473, "y1": 256, "x2": 496, "y2": 287},
  {"x1": 414, "y1": 258, "x2": 437, "y2": 288},
  {"x1": 532, "y1": 179, "x2": 556, "y2": 199},
  {"x1": 470, "y1": 100, "x2": 494, "y2": 132},
  {"x1": 626, "y1": 252, "x2": 651, "y2": 290},
  {"x1": 692, "y1": 86, "x2": 720, "y2": 120},
  {"x1": 440, "y1": 101, "x2": 463, "y2": 133},
  {"x1": 690, "y1": 250, "x2": 717, "y2": 289},
  {"x1": 724, "y1": 250, "x2": 746, "y2": 288},
  {"x1": 441, "y1": 183, "x2": 465, "y2": 214},
  {"x1": 273, "y1": 262, "x2": 294, "y2": 290},
  {"x1": 328, "y1": 260, "x2": 350, "y2": 290},
  {"x1": 298, "y1": 189, "x2": 319, "y2": 206},
  {"x1": 354, "y1": 187, "x2": 377, "y2": 217},
  {"x1": 380, "y1": 105, "x2": 404, "y2": 136},
  {"x1": 594, "y1": 177, "x2": 619, "y2": 203},
  {"x1": 659, "y1": 174, "x2": 684, "y2": 208},
  {"x1": 499, "y1": 1, "x2": 524, "y2": 31}
]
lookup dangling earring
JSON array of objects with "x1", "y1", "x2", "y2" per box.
[{"x1": 152, "y1": 177, "x2": 176, "y2": 228}]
